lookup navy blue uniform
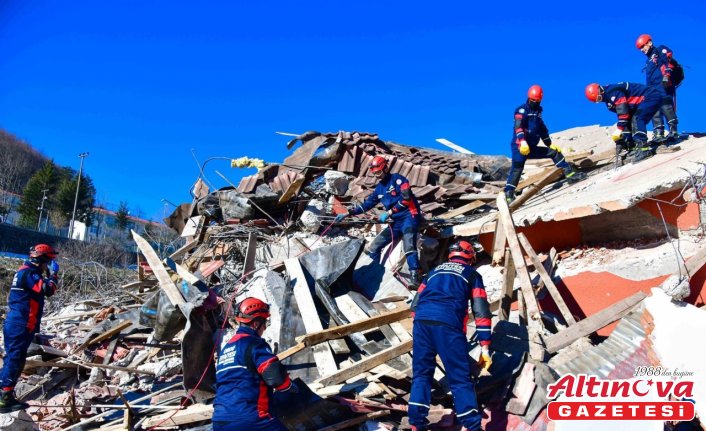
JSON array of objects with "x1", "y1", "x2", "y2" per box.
[
  {"x1": 504, "y1": 102, "x2": 570, "y2": 198},
  {"x1": 349, "y1": 172, "x2": 421, "y2": 272},
  {"x1": 602, "y1": 82, "x2": 662, "y2": 144},
  {"x1": 213, "y1": 325, "x2": 293, "y2": 431},
  {"x1": 643, "y1": 44, "x2": 678, "y2": 136},
  {"x1": 409, "y1": 259, "x2": 491, "y2": 431},
  {"x1": 0, "y1": 262, "x2": 56, "y2": 391}
]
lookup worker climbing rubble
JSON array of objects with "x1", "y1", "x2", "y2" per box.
[
  {"x1": 504, "y1": 85, "x2": 585, "y2": 204},
  {"x1": 585, "y1": 81, "x2": 663, "y2": 165},
  {"x1": 0, "y1": 244, "x2": 59, "y2": 413},
  {"x1": 635, "y1": 34, "x2": 681, "y2": 143},
  {"x1": 334, "y1": 155, "x2": 424, "y2": 286},
  {"x1": 408, "y1": 240, "x2": 492, "y2": 431},
  {"x1": 212, "y1": 298, "x2": 297, "y2": 431}
]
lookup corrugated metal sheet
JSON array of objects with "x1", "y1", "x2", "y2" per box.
[{"x1": 237, "y1": 174, "x2": 259, "y2": 193}]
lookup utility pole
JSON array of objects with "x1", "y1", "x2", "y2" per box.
[
  {"x1": 37, "y1": 188, "x2": 49, "y2": 231},
  {"x1": 69, "y1": 152, "x2": 89, "y2": 239}
]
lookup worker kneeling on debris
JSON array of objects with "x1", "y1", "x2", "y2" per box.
[
  {"x1": 408, "y1": 240, "x2": 492, "y2": 431},
  {"x1": 213, "y1": 297, "x2": 296, "y2": 430},
  {"x1": 335, "y1": 155, "x2": 423, "y2": 285},
  {"x1": 0, "y1": 244, "x2": 59, "y2": 413}
]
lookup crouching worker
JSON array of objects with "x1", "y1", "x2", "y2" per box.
[
  {"x1": 213, "y1": 298, "x2": 297, "y2": 431},
  {"x1": 335, "y1": 155, "x2": 423, "y2": 286},
  {"x1": 504, "y1": 85, "x2": 585, "y2": 204},
  {"x1": 408, "y1": 240, "x2": 492, "y2": 431},
  {"x1": 0, "y1": 244, "x2": 59, "y2": 413}
]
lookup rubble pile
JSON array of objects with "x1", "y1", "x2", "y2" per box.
[{"x1": 2, "y1": 128, "x2": 706, "y2": 430}]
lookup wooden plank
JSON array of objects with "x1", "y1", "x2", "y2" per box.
[
  {"x1": 318, "y1": 410, "x2": 390, "y2": 431},
  {"x1": 491, "y1": 215, "x2": 507, "y2": 264},
  {"x1": 135, "y1": 401, "x2": 214, "y2": 428},
  {"x1": 457, "y1": 193, "x2": 499, "y2": 201},
  {"x1": 284, "y1": 258, "x2": 338, "y2": 376},
  {"x1": 510, "y1": 167, "x2": 563, "y2": 210},
  {"x1": 278, "y1": 175, "x2": 306, "y2": 204},
  {"x1": 277, "y1": 307, "x2": 411, "y2": 360},
  {"x1": 545, "y1": 291, "x2": 647, "y2": 353},
  {"x1": 169, "y1": 239, "x2": 199, "y2": 261},
  {"x1": 243, "y1": 232, "x2": 258, "y2": 278},
  {"x1": 437, "y1": 200, "x2": 485, "y2": 220},
  {"x1": 314, "y1": 339, "x2": 413, "y2": 387},
  {"x1": 496, "y1": 192, "x2": 545, "y2": 360},
  {"x1": 518, "y1": 233, "x2": 577, "y2": 326},
  {"x1": 24, "y1": 359, "x2": 155, "y2": 376},
  {"x1": 103, "y1": 338, "x2": 119, "y2": 365},
  {"x1": 498, "y1": 249, "x2": 515, "y2": 321},
  {"x1": 73, "y1": 320, "x2": 132, "y2": 353},
  {"x1": 132, "y1": 230, "x2": 186, "y2": 307}
]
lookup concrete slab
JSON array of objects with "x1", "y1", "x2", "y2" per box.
[{"x1": 454, "y1": 133, "x2": 706, "y2": 237}]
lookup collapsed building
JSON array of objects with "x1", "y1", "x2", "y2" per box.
[{"x1": 1, "y1": 126, "x2": 706, "y2": 430}]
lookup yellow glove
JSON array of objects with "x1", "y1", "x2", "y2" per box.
[
  {"x1": 611, "y1": 129, "x2": 624, "y2": 143},
  {"x1": 549, "y1": 143, "x2": 562, "y2": 153},
  {"x1": 519, "y1": 140, "x2": 530, "y2": 156},
  {"x1": 478, "y1": 346, "x2": 492, "y2": 372},
  {"x1": 231, "y1": 156, "x2": 266, "y2": 170}
]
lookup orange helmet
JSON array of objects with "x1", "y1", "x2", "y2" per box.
[
  {"x1": 235, "y1": 297, "x2": 270, "y2": 324},
  {"x1": 369, "y1": 155, "x2": 388, "y2": 175},
  {"x1": 585, "y1": 83, "x2": 602, "y2": 102},
  {"x1": 29, "y1": 244, "x2": 58, "y2": 261},
  {"x1": 527, "y1": 85, "x2": 543, "y2": 102},
  {"x1": 635, "y1": 34, "x2": 652, "y2": 49},
  {"x1": 448, "y1": 240, "x2": 476, "y2": 264}
]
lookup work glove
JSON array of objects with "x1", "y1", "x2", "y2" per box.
[
  {"x1": 334, "y1": 212, "x2": 348, "y2": 223},
  {"x1": 549, "y1": 143, "x2": 562, "y2": 153},
  {"x1": 379, "y1": 211, "x2": 390, "y2": 223},
  {"x1": 662, "y1": 75, "x2": 671, "y2": 89},
  {"x1": 611, "y1": 128, "x2": 627, "y2": 143},
  {"x1": 519, "y1": 140, "x2": 530, "y2": 156},
  {"x1": 478, "y1": 346, "x2": 492, "y2": 372},
  {"x1": 48, "y1": 260, "x2": 59, "y2": 278},
  {"x1": 43, "y1": 279, "x2": 57, "y2": 297}
]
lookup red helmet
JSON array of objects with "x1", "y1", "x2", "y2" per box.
[
  {"x1": 448, "y1": 240, "x2": 476, "y2": 264},
  {"x1": 585, "y1": 83, "x2": 602, "y2": 102},
  {"x1": 527, "y1": 85, "x2": 543, "y2": 102},
  {"x1": 369, "y1": 155, "x2": 388, "y2": 175},
  {"x1": 29, "y1": 244, "x2": 58, "y2": 260},
  {"x1": 635, "y1": 34, "x2": 652, "y2": 49},
  {"x1": 235, "y1": 297, "x2": 270, "y2": 324}
]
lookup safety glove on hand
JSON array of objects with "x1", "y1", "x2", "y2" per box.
[
  {"x1": 478, "y1": 346, "x2": 492, "y2": 372},
  {"x1": 519, "y1": 140, "x2": 530, "y2": 156}
]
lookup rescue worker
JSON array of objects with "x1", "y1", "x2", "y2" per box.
[
  {"x1": 635, "y1": 34, "x2": 679, "y2": 142},
  {"x1": 213, "y1": 297, "x2": 296, "y2": 431},
  {"x1": 408, "y1": 240, "x2": 492, "y2": 431},
  {"x1": 0, "y1": 244, "x2": 58, "y2": 413},
  {"x1": 504, "y1": 85, "x2": 585, "y2": 204},
  {"x1": 585, "y1": 82, "x2": 663, "y2": 163},
  {"x1": 335, "y1": 155, "x2": 423, "y2": 286}
]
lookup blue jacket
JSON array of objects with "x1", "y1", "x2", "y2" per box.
[
  {"x1": 511, "y1": 102, "x2": 552, "y2": 149},
  {"x1": 6, "y1": 261, "x2": 56, "y2": 332},
  {"x1": 413, "y1": 259, "x2": 492, "y2": 345},
  {"x1": 602, "y1": 82, "x2": 662, "y2": 130},
  {"x1": 349, "y1": 173, "x2": 421, "y2": 220},
  {"x1": 644, "y1": 44, "x2": 674, "y2": 87},
  {"x1": 213, "y1": 325, "x2": 293, "y2": 423}
]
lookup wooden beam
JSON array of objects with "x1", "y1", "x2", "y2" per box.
[
  {"x1": 518, "y1": 233, "x2": 577, "y2": 326},
  {"x1": 284, "y1": 258, "x2": 338, "y2": 377},
  {"x1": 277, "y1": 307, "x2": 411, "y2": 360},
  {"x1": 496, "y1": 192, "x2": 545, "y2": 360},
  {"x1": 73, "y1": 320, "x2": 132, "y2": 353},
  {"x1": 318, "y1": 410, "x2": 391, "y2": 431},
  {"x1": 498, "y1": 249, "x2": 515, "y2": 321},
  {"x1": 545, "y1": 291, "x2": 647, "y2": 353},
  {"x1": 491, "y1": 215, "x2": 507, "y2": 264},
  {"x1": 510, "y1": 167, "x2": 562, "y2": 210},
  {"x1": 132, "y1": 230, "x2": 186, "y2": 307},
  {"x1": 169, "y1": 239, "x2": 199, "y2": 261},
  {"x1": 437, "y1": 200, "x2": 485, "y2": 220},
  {"x1": 131, "y1": 397, "x2": 214, "y2": 429},
  {"x1": 314, "y1": 339, "x2": 413, "y2": 387},
  {"x1": 457, "y1": 193, "x2": 498, "y2": 201},
  {"x1": 24, "y1": 359, "x2": 155, "y2": 376},
  {"x1": 243, "y1": 232, "x2": 258, "y2": 278}
]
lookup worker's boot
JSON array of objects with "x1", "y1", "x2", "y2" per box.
[
  {"x1": 0, "y1": 390, "x2": 29, "y2": 413},
  {"x1": 562, "y1": 167, "x2": 587, "y2": 184},
  {"x1": 633, "y1": 143, "x2": 654, "y2": 162},
  {"x1": 652, "y1": 128, "x2": 666, "y2": 144},
  {"x1": 409, "y1": 271, "x2": 422, "y2": 290},
  {"x1": 504, "y1": 188, "x2": 515, "y2": 204},
  {"x1": 666, "y1": 128, "x2": 679, "y2": 143}
]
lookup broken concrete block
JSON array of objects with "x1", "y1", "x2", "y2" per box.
[
  {"x1": 218, "y1": 189, "x2": 254, "y2": 219},
  {"x1": 323, "y1": 170, "x2": 349, "y2": 196},
  {"x1": 0, "y1": 410, "x2": 35, "y2": 430},
  {"x1": 300, "y1": 199, "x2": 326, "y2": 233},
  {"x1": 659, "y1": 274, "x2": 690, "y2": 300}
]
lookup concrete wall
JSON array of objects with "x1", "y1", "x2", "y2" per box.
[{"x1": 0, "y1": 223, "x2": 72, "y2": 255}]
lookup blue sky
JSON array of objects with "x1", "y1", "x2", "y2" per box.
[{"x1": 1, "y1": 1, "x2": 704, "y2": 221}]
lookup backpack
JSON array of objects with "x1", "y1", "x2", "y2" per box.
[{"x1": 671, "y1": 58, "x2": 685, "y2": 87}]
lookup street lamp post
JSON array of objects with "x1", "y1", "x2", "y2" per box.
[
  {"x1": 69, "y1": 152, "x2": 89, "y2": 239},
  {"x1": 37, "y1": 188, "x2": 49, "y2": 231}
]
